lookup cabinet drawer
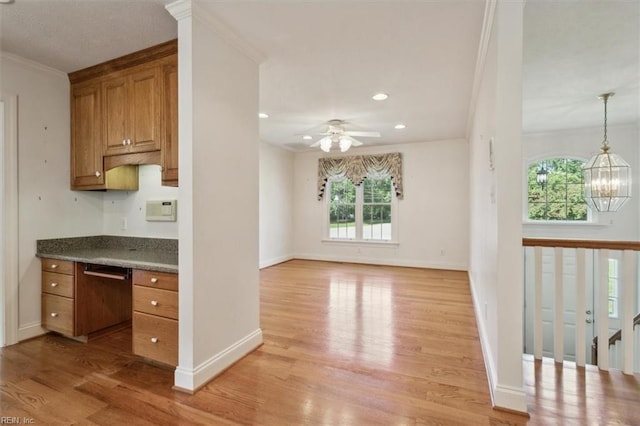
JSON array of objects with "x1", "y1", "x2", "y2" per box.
[
  {"x1": 41, "y1": 272, "x2": 74, "y2": 298},
  {"x1": 133, "y1": 269, "x2": 178, "y2": 291},
  {"x1": 133, "y1": 312, "x2": 178, "y2": 366},
  {"x1": 133, "y1": 285, "x2": 178, "y2": 320},
  {"x1": 42, "y1": 294, "x2": 74, "y2": 336},
  {"x1": 41, "y1": 259, "x2": 74, "y2": 275}
]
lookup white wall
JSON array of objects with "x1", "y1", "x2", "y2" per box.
[
  {"x1": 468, "y1": 1, "x2": 527, "y2": 412},
  {"x1": 103, "y1": 165, "x2": 179, "y2": 238},
  {"x1": 292, "y1": 141, "x2": 469, "y2": 270},
  {"x1": 170, "y1": 0, "x2": 261, "y2": 391},
  {"x1": 523, "y1": 124, "x2": 640, "y2": 241},
  {"x1": 259, "y1": 142, "x2": 294, "y2": 268},
  {"x1": 1, "y1": 53, "x2": 104, "y2": 340}
]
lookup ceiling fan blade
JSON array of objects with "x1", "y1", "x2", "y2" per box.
[
  {"x1": 342, "y1": 135, "x2": 363, "y2": 147},
  {"x1": 344, "y1": 131, "x2": 380, "y2": 138}
]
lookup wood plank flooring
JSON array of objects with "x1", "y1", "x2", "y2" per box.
[{"x1": 1, "y1": 259, "x2": 638, "y2": 424}]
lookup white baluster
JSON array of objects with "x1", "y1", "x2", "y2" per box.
[
  {"x1": 597, "y1": 249, "x2": 609, "y2": 370},
  {"x1": 534, "y1": 246, "x2": 543, "y2": 359},
  {"x1": 576, "y1": 248, "x2": 586, "y2": 367},
  {"x1": 622, "y1": 250, "x2": 635, "y2": 374},
  {"x1": 554, "y1": 247, "x2": 564, "y2": 363}
]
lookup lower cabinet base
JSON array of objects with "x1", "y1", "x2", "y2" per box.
[{"x1": 133, "y1": 311, "x2": 178, "y2": 367}]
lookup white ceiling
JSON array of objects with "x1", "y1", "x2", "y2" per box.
[{"x1": 1, "y1": 0, "x2": 638, "y2": 151}]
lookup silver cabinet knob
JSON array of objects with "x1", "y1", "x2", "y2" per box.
[
  {"x1": 150, "y1": 278, "x2": 158, "y2": 284},
  {"x1": 95, "y1": 171, "x2": 101, "y2": 177},
  {"x1": 50, "y1": 282, "x2": 58, "y2": 287},
  {"x1": 50, "y1": 312, "x2": 58, "y2": 318},
  {"x1": 586, "y1": 310, "x2": 592, "y2": 315},
  {"x1": 127, "y1": 139, "x2": 132, "y2": 145},
  {"x1": 122, "y1": 139, "x2": 127, "y2": 146},
  {"x1": 50, "y1": 264, "x2": 58, "y2": 269},
  {"x1": 151, "y1": 300, "x2": 158, "y2": 307},
  {"x1": 586, "y1": 318, "x2": 593, "y2": 324},
  {"x1": 150, "y1": 337, "x2": 158, "y2": 343}
]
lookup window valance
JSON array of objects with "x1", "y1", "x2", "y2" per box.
[{"x1": 317, "y1": 152, "x2": 403, "y2": 200}]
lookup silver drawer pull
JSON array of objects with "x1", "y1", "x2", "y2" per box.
[
  {"x1": 150, "y1": 278, "x2": 158, "y2": 283},
  {"x1": 95, "y1": 171, "x2": 101, "y2": 177},
  {"x1": 50, "y1": 312, "x2": 58, "y2": 318},
  {"x1": 50, "y1": 264, "x2": 58, "y2": 269},
  {"x1": 150, "y1": 337, "x2": 158, "y2": 344},
  {"x1": 151, "y1": 300, "x2": 158, "y2": 307},
  {"x1": 50, "y1": 282, "x2": 58, "y2": 287}
]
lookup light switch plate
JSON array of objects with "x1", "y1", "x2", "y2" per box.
[{"x1": 146, "y1": 200, "x2": 177, "y2": 222}]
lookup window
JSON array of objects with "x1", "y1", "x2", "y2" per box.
[
  {"x1": 328, "y1": 177, "x2": 394, "y2": 241},
  {"x1": 527, "y1": 158, "x2": 588, "y2": 221},
  {"x1": 608, "y1": 258, "x2": 619, "y2": 318}
]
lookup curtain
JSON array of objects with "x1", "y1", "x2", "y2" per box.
[{"x1": 317, "y1": 152, "x2": 403, "y2": 200}]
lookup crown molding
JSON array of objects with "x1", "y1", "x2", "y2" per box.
[
  {"x1": 166, "y1": 0, "x2": 265, "y2": 64},
  {"x1": 0, "y1": 51, "x2": 67, "y2": 79}
]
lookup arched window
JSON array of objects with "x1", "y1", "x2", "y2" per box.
[{"x1": 527, "y1": 158, "x2": 588, "y2": 221}]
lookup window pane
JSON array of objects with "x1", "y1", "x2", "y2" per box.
[
  {"x1": 527, "y1": 158, "x2": 587, "y2": 221},
  {"x1": 329, "y1": 180, "x2": 356, "y2": 239},
  {"x1": 329, "y1": 204, "x2": 355, "y2": 239},
  {"x1": 364, "y1": 177, "x2": 392, "y2": 203},
  {"x1": 363, "y1": 204, "x2": 391, "y2": 240},
  {"x1": 331, "y1": 180, "x2": 356, "y2": 203}
]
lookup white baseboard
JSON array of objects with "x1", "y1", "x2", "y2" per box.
[
  {"x1": 174, "y1": 328, "x2": 263, "y2": 392},
  {"x1": 18, "y1": 322, "x2": 47, "y2": 342},
  {"x1": 468, "y1": 273, "x2": 527, "y2": 414},
  {"x1": 259, "y1": 254, "x2": 294, "y2": 269},
  {"x1": 295, "y1": 253, "x2": 467, "y2": 271}
]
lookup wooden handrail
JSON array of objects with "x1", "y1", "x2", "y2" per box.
[
  {"x1": 523, "y1": 238, "x2": 640, "y2": 251},
  {"x1": 592, "y1": 313, "x2": 640, "y2": 365}
]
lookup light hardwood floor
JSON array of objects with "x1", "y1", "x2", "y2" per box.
[{"x1": 1, "y1": 259, "x2": 638, "y2": 424}]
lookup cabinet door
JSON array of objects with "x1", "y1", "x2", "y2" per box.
[
  {"x1": 103, "y1": 76, "x2": 129, "y2": 156},
  {"x1": 71, "y1": 84, "x2": 104, "y2": 188},
  {"x1": 128, "y1": 67, "x2": 161, "y2": 153},
  {"x1": 162, "y1": 60, "x2": 178, "y2": 186}
]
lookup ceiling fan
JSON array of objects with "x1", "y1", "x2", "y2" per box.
[{"x1": 308, "y1": 119, "x2": 380, "y2": 153}]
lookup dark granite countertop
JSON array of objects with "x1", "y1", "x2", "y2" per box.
[{"x1": 36, "y1": 236, "x2": 178, "y2": 273}]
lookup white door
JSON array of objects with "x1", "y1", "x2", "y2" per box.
[{"x1": 524, "y1": 247, "x2": 596, "y2": 363}]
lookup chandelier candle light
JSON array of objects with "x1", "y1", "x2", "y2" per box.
[{"x1": 582, "y1": 93, "x2": 631, "y2": 212}]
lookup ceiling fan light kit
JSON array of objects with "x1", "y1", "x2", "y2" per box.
[{"x1": 309, "y1": 119, "x2": 380, "y2": 153}]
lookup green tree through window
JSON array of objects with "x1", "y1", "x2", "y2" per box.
[
  {"x1": 527, "y1": 158, "x2": 587, "y2": 221},
  {"x1": 328, "y1": 177, "x2": 393, "y2": 240}
]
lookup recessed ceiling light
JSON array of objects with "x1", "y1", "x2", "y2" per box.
[
  {"x1": 394, "y1": 124, "x2": 406, "y2": 130},
  {"x1": 258, "y1": 112, "x2": 269, "y2": 118},
  {"x1": 302, "y1": 135, "x2": 313, "y2": 140},
  {"x1": 372, "y1": 93, "x2": 389, "y2": 101}
]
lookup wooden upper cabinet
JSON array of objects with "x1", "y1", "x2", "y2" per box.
[
  {"x1": 68, "y1": 40, "x2": 177, "y2": 190},
  {"x1": 103, "y1": 66, "x2": 162, "y2": 156},
  {"x1": 71, "y1": 83, "x2": 104, "y2": 188},
  {"x1": 161, "y1": 58, "x2": 178, "y2": 186}
]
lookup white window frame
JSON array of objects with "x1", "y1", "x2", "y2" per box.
[
  {"x1": 522, "y1": 156, "x2": 601, "y2": 225},
  {"x1": 323, "y1": 177, "x2": 399, "y2": 245}
]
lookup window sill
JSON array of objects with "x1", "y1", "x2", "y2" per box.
[
  {"x1": 523, "y1": 220, "x2": 606, "y2": 228},
  {"x1": 321, "y1": 238, "x2": 399, "y2": 247}
]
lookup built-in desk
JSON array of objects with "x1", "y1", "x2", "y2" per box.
[{"x1": 37, "y1": 236, "x2": 178, "y2": 367}]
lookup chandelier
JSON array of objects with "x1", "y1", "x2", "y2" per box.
[{"x1": 583, "y1": 93, "x2": 631, "y2": 212}]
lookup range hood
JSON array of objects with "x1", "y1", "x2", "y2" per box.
[{"x1": 100, "y1": 151, "x2": 162, "y2": 191}]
